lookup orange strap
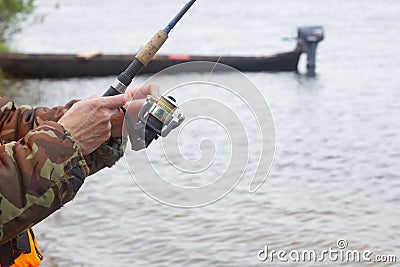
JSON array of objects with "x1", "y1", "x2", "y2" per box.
[{"x1": 8, "y1": 229, "x2": 43, "y2": 267}]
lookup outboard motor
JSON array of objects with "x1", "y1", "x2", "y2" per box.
[{"x1": 298, "y1": 26, "x2": 324, "y2": 76}]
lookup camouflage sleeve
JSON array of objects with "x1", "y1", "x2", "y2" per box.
[
  {"x1": 0, "y1": 96, "x2": 124, "y2": 174},
  {"x1": 0, "y1": 96, "x2": 78, "y2": 142},
  {"x1": 0, "y1": 121, "x2": 90, "y2": 244},
  {"x1": 0, "y1": 97, "x2": 125, "y2": 244},
  {"x1": 84, "y1": 137, "x2": 124, "y2": 175}
]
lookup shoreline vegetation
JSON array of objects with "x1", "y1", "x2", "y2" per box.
[
  {"x1": 0, "y1": 0, "x2": 35, "y2": 77},
  {"x1": 0, "y1": 42, "x2": 9, "y2": 77},
  {"x1": 0, "y1": 42, "x2": 7, "y2": 78},
  {"x1": 0, "y1": 42, "x2": 10, "y2": 53},
  {"x1": 0, "y1": 0, "x2": 35, "y2": 43},
  {"x1": 0, "y1": 0, "x2": 35, "y2": 49}
]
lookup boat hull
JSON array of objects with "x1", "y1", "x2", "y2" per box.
[{"x1": 0, "y1": 51, "x2": 301, "y2": 78}]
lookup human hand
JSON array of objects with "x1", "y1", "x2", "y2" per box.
[
  {"x1": 110, "y1": 83, "x2": 160, "y2": 137},
  {"x1": 59, "y1": 94, "x2": 126, "y2": 155},
  {"x1": 125, "y1": 83, "x2": 161, "y2": 120}
]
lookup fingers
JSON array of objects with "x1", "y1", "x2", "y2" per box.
[
  {"x1": 126, "y1": 99, "x2": 146, "y2": 122},
  {"x1": 127, "y1": 99, "x2": 146, "y2": 112},
  {"x1": 140, "y1": 83, "x2": 160, "y2": 99},
  {"x1": 149, "y1": 83, "x2": 161, "y2": 99},
  {"x1": 102, "y1": 94, "x2": 127, "y2": 109},
  {"x1": 59, "y1": 94, "x2": 127, "y2": 155},
  {"x1": 110, "y1": 106, "x2": 124, "y2": 119},
  {"x1": 125, "y1": 83, "x2": 160, "y2": 101}
]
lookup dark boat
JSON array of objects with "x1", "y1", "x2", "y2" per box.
[
  {"x1": 0, "y1": 50, "x2": 302, "y2": 78},
  {"x1": 0, "y1": 26, "x2": 325, "y2": 78}
]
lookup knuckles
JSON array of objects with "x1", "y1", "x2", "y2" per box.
[{"x1": 63, "y1": 97, "x2": 120, "y2": 154}]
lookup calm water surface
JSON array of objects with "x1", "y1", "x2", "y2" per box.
[{"x1": 1, "y1": 0, "x2": 399, "y2": 266}]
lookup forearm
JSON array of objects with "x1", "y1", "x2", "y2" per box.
[
  {"x1": 0, "y1": 96, "x2": 77, "y2": 142},
  {"x1": 0, "y1": 121, "x2": 89, "y2": 244},
  {"x1": 0, "y1": 96, "x2": 125, "y2": 244},
  {"x1": 0, "y1": 96, "x2": 124, "y2": 174}
]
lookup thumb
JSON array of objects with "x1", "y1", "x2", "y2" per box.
[{"x1": 102, "y1": 94, "x2": 127, "y2": 109}]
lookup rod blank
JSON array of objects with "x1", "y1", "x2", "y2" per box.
[{"x1": 163, "y1": 0, "x2": 196, "y2": 34}]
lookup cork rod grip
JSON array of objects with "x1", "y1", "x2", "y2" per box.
[{"x1": 135, "y1": 30, "x2": 169, "y2": 66}]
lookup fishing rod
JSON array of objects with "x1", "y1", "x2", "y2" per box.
[
  {"x1": 103, "y1": 0, "x2": 196, "y2": 97},
  {"x1": 103, "y1": 0, "x2": 196, "y2": 150}
]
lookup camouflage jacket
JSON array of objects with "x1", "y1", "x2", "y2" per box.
[{"x1": 0, "y1": 96, "x2": 124, "y2": 244}]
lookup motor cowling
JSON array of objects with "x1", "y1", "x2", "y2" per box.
[{"x1": 298, "y1": 26, "x2": 324, "y2": 76}]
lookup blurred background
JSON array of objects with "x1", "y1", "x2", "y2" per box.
[{"x1": 1, "y1": 0, "x2": 399, "y2": 266}]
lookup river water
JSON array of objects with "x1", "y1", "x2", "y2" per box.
[{"x1": 1, "y1": 0, "x2": 399, "y2": 266}]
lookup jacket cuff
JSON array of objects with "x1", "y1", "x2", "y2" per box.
[
  {"x1": 42, "y1": 121, "x2": 90, "y2": 194},
  {"x1": 84, "y1": 137, "x2": 125, "y2": 175}
]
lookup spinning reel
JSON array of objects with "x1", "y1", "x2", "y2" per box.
[{"x1": 127, "y1": 95, "x2": 185, "y2": 151}]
